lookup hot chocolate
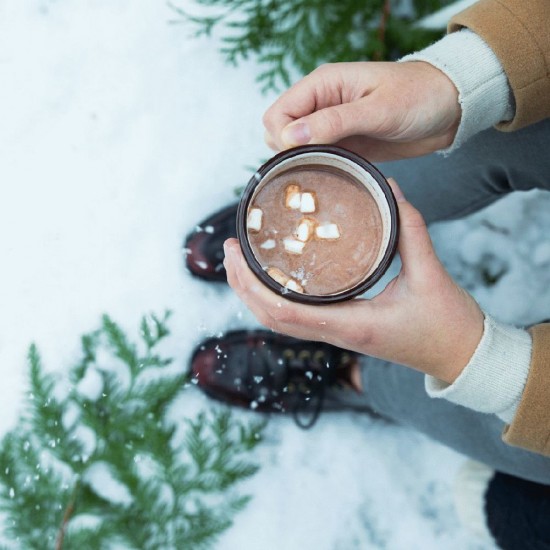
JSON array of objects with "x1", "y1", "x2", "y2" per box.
[
  {"x1": 247, "y1": 167, "x2": 383, "y2": 296},
  {"x1": 237, "y1": 146, "x2": 398, "y2": 304}
]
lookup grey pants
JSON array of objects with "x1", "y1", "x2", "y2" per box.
[{"x1": 359, "y1": 118, "x2": 550, "y2": 485}]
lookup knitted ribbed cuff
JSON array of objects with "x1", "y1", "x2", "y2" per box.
[
  {"x1": 400, "y1": 29, "x2": 514, "y2": 154},
  {"x1": 425, "y1": 315, "x2": 532, "y2": 424}
]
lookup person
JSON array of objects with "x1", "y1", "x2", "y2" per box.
[{"x1": 185, "y1": 1, "x2": 550, "y2": 547}]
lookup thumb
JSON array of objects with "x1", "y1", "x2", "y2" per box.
[
  {"x1": 281, "y1": 100, "x2": 381, "y2": 147},
  {"x1": 388, "y1": 178, "x2": 439, "y2": 280}
]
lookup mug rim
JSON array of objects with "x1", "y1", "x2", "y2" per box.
[{"x1": 236, "y1": 145, "x2": 399, "y2": 305}]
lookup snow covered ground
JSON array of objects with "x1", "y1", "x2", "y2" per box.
[{"x1": 1, "y1": 1, "x2": 549, "y2": 548}]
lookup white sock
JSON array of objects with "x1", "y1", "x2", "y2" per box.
[{"x1": 453, "y1": 460, "x2": 496, "y2": 542}]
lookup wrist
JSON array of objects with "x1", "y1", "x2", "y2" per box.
[
  {"x1": 400, "y1": 29, "x2": 514, "y2": 153},
  {"x1": 408, "y1": 60, "x2": 461, "y2": 145},
  {"x1": 426, "y1": 315, "x2": 532, "y2": 421},
  {"x1": 440, "y1": 300, "x2": 485, "y2": 385}
]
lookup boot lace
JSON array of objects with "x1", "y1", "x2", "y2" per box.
[{"x1": 245, "y1": 344, "x2": 332, "y2": 430}]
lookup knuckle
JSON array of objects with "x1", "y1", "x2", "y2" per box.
[
  {"x1": 370, "y1": 103, "x2": 399, "y2": 134},
  {"x1": 312, "y1": 63, "x2": 331, "y2": 76},
  {"x1": 406, "y1": 205, "x2": 427, "y2": 229},
  {"x1": 345, "y1": 327, "x2": 372, "y2": 349},
  {"x1": 393, "y1": 90, "x2": 415, "y2": 111},
  {"x1": 322, "y1": 108, "x2": 344, "y2": 138}
]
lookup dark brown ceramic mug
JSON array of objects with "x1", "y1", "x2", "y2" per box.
[{"x1": 236, "y1": 145, "x2": 399, "y2": 304}]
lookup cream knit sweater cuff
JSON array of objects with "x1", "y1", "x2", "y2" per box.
[
  {"x1": 400, "y1": 29, "x2": 514, "y2": 153},
  {"x1": 425, "y1": 315, "x2": 532, "y2": 424}
]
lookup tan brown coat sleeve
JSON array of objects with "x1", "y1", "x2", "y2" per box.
[
  {"x1": 449, "y1": 0, "x2": 550, "y2": 132},
  {"x1": 502, "y1": 323, "x2": 550, "y2": 456}
]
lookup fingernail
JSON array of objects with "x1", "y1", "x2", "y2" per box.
[{"x1": 282, "y1": 122, "x2": 310, "y2": 146}]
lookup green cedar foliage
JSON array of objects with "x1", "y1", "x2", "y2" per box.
[
  {"x1": 0, "y1": 313, "x2": 265, "y2": 549},
  {"x1": 170, "y1": 0, "x2": 453, "y2": 92}
]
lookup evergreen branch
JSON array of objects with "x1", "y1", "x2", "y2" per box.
[
  {"x1": 101, "y1": 315, "x2": 140, "y2": 379},
  {"x1": 239, "y1": 417, "x2": 267, "y2": 450},
  {"x1": 28, "y1": 345, "x2": 84, "y2": 468},
  {"x1": 140, "y1": 311, "x2": 172, "y2": 350},
  {"x1": 71, "y1": 331, "x2": 100, "y2": 385},
  {"x1": 0, "y1": 431, "x2": 67, "y2": 547},
  {"x1": 0, "y1": 313, "x2": 265, "y2": 548},
  {"x1": 135, "y1": 372, "x2": 190, "y2": 420},
  {"x1": 375, "y1": 0, "x2": 392, "y2": 60},
  {"x1": 173, "y1": 0, "x2": 453, "y2": 92},
  {"x1": 55, "y1": 480, "x2": 80, "y2": 550}
]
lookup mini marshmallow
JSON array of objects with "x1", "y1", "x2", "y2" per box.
[
  {"x1": 247, "y1": 207, "x2": 263, "y2": 231},
  {"x1": 316, "y1": 223, "x2": 340, "y2": 239},
  {"x1": 285, "y1": 184, "x2": 302, "y2": 210},
  {"x1": 300, "y1": 192, "x2": 316, "y2": 213},
  {"x1": 285, "y1": 279, "x2": 304, "y2": 293},
  {"x1": 283, "y1": 238, "x2": 305, "y2": 254},
  {"x1": 260, "y1": 239, "x2": 276, "y2": 250},
  {"x1": 267, "y1": 267, "x2": 289, "y2": 286},
  {"x1": 295, "y1": 218, "x2": 316, "y2": 242}
]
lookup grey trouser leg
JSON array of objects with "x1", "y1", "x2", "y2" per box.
[
  {"x1": 379, "y1": 118, "x2": 550, "y2": 223},
  {"x1": 362, "y1": 362, "x2": 550, "y2": 484},
  {"x1": 359, "y1": 119, "x2": 550, "y2": 484}
]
